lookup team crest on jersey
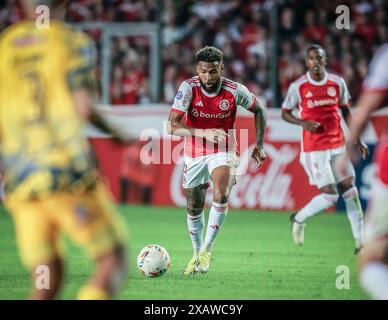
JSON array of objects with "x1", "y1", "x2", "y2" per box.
[
  {"x1": 327, "y1": 86, "x2": 336, "y2": 97},
  {"x1": 176, "y1": 90, "x2": 183, "y2": 100},
  {"x1": 219, "y1": 99, "x2": 230, "y2": 110}
]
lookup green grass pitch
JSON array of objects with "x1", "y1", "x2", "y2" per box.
[{"x1": 0, "y1": 205, "x2": 369, "y2": 300}]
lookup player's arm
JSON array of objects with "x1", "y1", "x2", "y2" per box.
[
  {"x1": 168, "y1": 112, "x2": 228, "y2": 143},
  {"x1": 249, "y1": 100, "x2": 267, "y2": 168},
  {"x1": 338, "y1": 78, "x2": 369, "y2": 159},
  {"x1": 281, "y1": 110, "x2": 319, "y2": 132},
  {"x1": 349, "y1": 91, "x2": 386, "y2": 145},
  {"x1": 167, "y1": 83, "x2": 228, "y2": 144},
  {"x1": 338, "y1": 45, "x2": 388, "y2": 174},
  {"x1": 235, "y1": 84, "x2": 267, "y2": 167},
  {"x1": 168, "y1": 111, "x2": 196, "y2": 137},
  {"x1": 348, "y1": 42, "x2": 388, "y2": 146},
  {"x1": 67, "y1": 33, "x2": 128, "y2": 142},
  {"x1": 250, "y1": 101, "x2": 266, "y2": 148},
  {"x1": 281, "y1": 83, "x2": 320, "y2": 132},
  {"x1": 350, "y1": 43, "x2": 388, "y2": 144},
  {"x1": 344, "y1": 91, "x2": 386, "y2": 164},
  {"x1": 72, "y1": 89, "x2": 126, "y2": 141},
  {"x1": 340, "y1": 105, "x2": 368, "y2": 160}
]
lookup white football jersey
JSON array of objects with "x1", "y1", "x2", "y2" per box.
[{"x1": 363, "y1": 43, "x2": 388, "y2": 92}]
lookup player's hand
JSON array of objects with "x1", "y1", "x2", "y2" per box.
[
  {"x1": 201, "y1": 129, "x2": 229, "y2": 144},
  {"x1": 337, "y1": 140, "x2": 368, "y2": 177},
  {"x1": 301, "y1": 120, "x2": 321, "y2": 132},
  {"x1": 357, "y1": 139, "x2": 369, "y2": 160},
  {"x1": 251, "y1": 146, "x2": 267, "y2": 169},
  {"x1": 345, "y1": 139, "x2": 368, "y2": 164}
]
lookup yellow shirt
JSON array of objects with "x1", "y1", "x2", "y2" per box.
[{"x1": 0, "y1": 20, "x2": 99, "y2": 200}]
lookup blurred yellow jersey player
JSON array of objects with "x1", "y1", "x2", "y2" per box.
[{"x1": 0, "y1": 0, "x2": 128, "y2": 300}]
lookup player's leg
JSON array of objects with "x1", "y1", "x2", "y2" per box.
[
  {"x1": 181, "y1": 184, "x2": 208, "y2": 275},
  {"x1": 30, "y1": 257, "x2": 64, "y2": 300},
  {"x1": 78, "y1": 196, "x2": 128, "y2": 300},
  {"x1": 359, "y1": 237, "x2": 388, "y2": 300},
  {"x1": 181, "y1": 155, "x2": 210, "y2": 275},
  {"x1": 294, "y1": 183, "x2": 338, "y2": 223},
  {"x1": 78, "y1": 245, "x2": 127, "y2": 300},
  {"x1": 358, "y1": 182, "x2": 388, "y2": 299},
  {"x1": 292, "y1": 151, "x2": 339, "y2": 245},
  {"x1": 5, "y1": 199, "x2": 64, "y2": 300},
  {"x1": 337, "y1": 177, "x2": 364, "y2": 253},
  {"x1": 185, "y1": 184, "x2": 208, "y2": 258},
  {"x1": 291, "y1": 184, "x2": 338, "y2": 245},
  {"x1": 334, "y1": 152, "x2": 364, "y2": 253},
  {"x1": 46, "y1": 186, "x2": 129, "y2": 299},
  {"x1": 202, "y1": 165, "x2": 234, "y2": 251},
  {"x1": 197, "y1": 153, "x2": 237, "y2": 273}
]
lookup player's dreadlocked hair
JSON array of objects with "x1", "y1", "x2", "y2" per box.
[
  {"x1": 306, "y1": 44, "x2": 327, "y2": 58},
  {"x1": 196, "y1": 46, "x2": 223, "y2": 64}
]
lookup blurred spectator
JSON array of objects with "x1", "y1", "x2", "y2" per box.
[
  {"x1": 121, "y1": 49, "x2": 144, "y2": 105},
  {"x1": 138, "y1": 78, "x2": 152, "y2": 104},
  {"x1": 163, "y1": 65, "x2": 179, "y2": 103},
  {"x1": 279, "y1": 7, "x2": 299, "y2": 41},
  {"x1": 110, "y1": 65, "x2": 124, "y2": 105},
  {"x1": 303, "y1": 10, "x2": 327, "y2": 43},
  {"x1": 354, "y1": 12, "x2": 377, "y2": 49}
]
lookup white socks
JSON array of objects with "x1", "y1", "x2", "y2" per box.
[
  {"x1": 295, "y1": 193, "x2": 339, "y2": 223},
  {"x1": 342, "y1": 187, "x2": 364, "y2": 247},
  {"x1": 187, "y1": 202, "x2": 229, "y2": 257},
  {"x1": 187, "y1": 212, "x2": 205, "y2": 258},
  {"x1": 360, "y1": 262, "x2": 388, "y2": 300},
  {"x1": 203, "y1": 202, "x2": 228, "y2": 252},
  {"x1": 294, "y1": 187, "x2": 364, "y2": 246}
]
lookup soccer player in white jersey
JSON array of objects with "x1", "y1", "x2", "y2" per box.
[
  {"x1": 281, "y1": 44, "x2": 369, "y2": 254},
  {"x1": 167, "y1": 46, "x2": 267, "y2": 275},
  {"x1": 337, "y1": 43, "x2": 388, "y2": 299}
]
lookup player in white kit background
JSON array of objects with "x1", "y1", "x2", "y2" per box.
[
  {"x1": 167, "y1": 46, "x2": 267, "y2": 275},
  {"x1": 337, "y1": 43, "x2": 388, "y2": 300},
  {"x1": 281, "y1": 44, "x2": 369, "y2": 254}
]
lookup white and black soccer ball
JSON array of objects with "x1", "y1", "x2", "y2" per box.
[{"x1": 137, "y1": 244, "x2": 170, "y2": 277}]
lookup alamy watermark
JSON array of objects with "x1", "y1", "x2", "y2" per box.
[
  {"x1": 35, "y1": 265, "x2": 50, "y2": 290},
  {"x1": 35, "y1": 5, "x2": 50, "y2": 30},
  {"x1": 335, "y1": 5, "x2": 350, "y2": 30},
  {"x1": 135, "y1": 124, "x2": 251, "y2": 175},
  {"x1": 335, "y1": 265, "x2": 350, "y2": 290}
]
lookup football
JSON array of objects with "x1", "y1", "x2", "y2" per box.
[{"x1": 137, "y1": 244, "x2": 170, "y2": 277}]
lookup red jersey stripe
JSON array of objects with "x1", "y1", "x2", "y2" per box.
[{"x1": 170, "y1": 108, "x2": 185, "y2": 115}]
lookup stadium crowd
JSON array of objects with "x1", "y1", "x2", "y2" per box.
[{"x1": 1, "y1": 0, "x2": 387, "y2": 106}]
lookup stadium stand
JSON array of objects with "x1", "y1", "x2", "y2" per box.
[{"x1": 1, "y1": 0, "x2": 387, "y2": 106}]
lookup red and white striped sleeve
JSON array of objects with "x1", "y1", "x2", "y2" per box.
[
  {"x1": 282, "y1": 82, "x2": 300, "y2": 111},
  {"x1": 339, "y1": 77, "x2": 351, "y2": 107},
  {"x1": 235, "y1": 83, "x2": 257, "y2": 111},
  {"x1": 170, "y1": 81, "x2": 192, "y2": 115}
]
